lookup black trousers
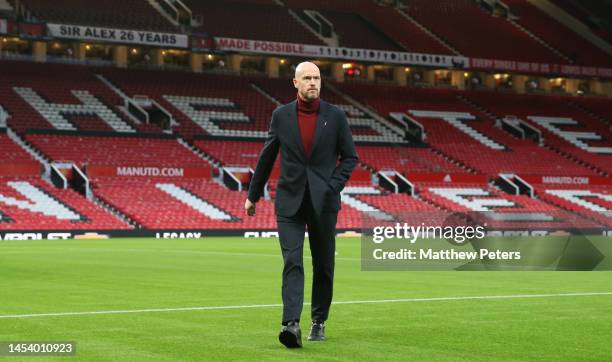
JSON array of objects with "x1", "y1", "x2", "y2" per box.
[{"x1": 277, "y1": 189, "x2": 337, "y2": 325}]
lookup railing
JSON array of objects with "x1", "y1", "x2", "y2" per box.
[{"x1": 0, "y1": 104, "x2": 8, "y2": 127}]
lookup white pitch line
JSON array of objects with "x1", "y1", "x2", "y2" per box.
[
  {"x1": 1, "y1": 292, "x2": 611, "y2": 319},
  {"x1": 0, "y1": 248, "x2": 362, "y2": 261}
]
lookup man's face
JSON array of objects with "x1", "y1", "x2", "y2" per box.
[{"x1": 293, "y1": 65, "x2": 321, "y2": 101}]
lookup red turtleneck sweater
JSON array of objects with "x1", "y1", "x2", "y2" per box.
[{"x1": 297, "y1": 94, "x2": 320, "y2": 156}]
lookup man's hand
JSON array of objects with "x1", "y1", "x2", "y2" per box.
[{"x1": 245, "y1": 198, "x2": 256, "y2": 216}]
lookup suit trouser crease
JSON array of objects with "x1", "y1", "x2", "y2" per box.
[{"x1": 277, "y1": 190, "x2": 337, "y2": 324}]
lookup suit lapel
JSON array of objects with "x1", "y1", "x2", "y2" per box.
[
  {"x1": 287, "y1": 100, "x2": 307, "y2": 159},
  {"x1": 310, "y1": 101, "x2": 328, "y2": 158}
]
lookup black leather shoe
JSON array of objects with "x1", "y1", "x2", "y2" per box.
[
  {"x1": 279, "y1": 321, "x2": 302, "y2": 348},
  {"x1": 307, "y1": 321, "x2": 326, "y2": 341}
]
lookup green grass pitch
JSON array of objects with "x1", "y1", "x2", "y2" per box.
[{"x1": 1, "y1": 237, "x2": 611, "y2": 361}]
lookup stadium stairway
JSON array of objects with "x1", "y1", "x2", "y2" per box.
[
  {"x1": 398, "y1": 0, "x2": 566, "y2": 63},
  {"x1": 504, "y1": 0, "x2": 612, "y2": 67},
  {"x1": 282, "y1": 0, "x2": 458, "y2": 54}
]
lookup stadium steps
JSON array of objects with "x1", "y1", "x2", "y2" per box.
[
  {"x1": 177, "y1": 138, "x2": 220, "y2": 168},
  {"x1": 95, "y1": 74, "x2": 129, "y2": 100},
  {"x1": 413, "y1": 193, "x2": 444, "y2": 211},
  {"x1": 409, "y1": 110, "x2": 506, "y2": 150},
  {"x1": 92, "y1": 195, "x2": 139, "y2": 228},
  {"x1": 456, "y1": 95, "x2": 533, "y2": 143},
  {"x1": 249, "y1": 84, "x2": 281, "y2": 107},
  {"x1": 146, "y1": 0, "x2": 180, "y2": 27},
  {"x1": 95, "y1": 74, "x2": 145, "y2": 129},
  {"x1": 94, "y1": 74, "x2": 144, "y2": 131},
  {"x1": 286, "y1": 8, "x2": 338, "y2": 47},
  {"x1": 6, "y1": 126, "x2": 51, "y2": 177},
  {"x1": 507, "y1": 19, "x2": 572, "y2": 63},
  {"x1": 116, "y1": 105, "x2": 145, "y2": 126},
  {"x1": 95, "y1": 73, "x2": 170, "y2": 134},
  {"x1": 187, "y1": 144, "x2": 222, "y2": 169},
  {"x1": 456, "y1": 95, "x2": 498, "y2": 121},
  {"x1": 325, "y1": 83, "x2": 405, "y2": 140},
  {"x1": 520, "y1": 0, "x2": 612, "y2": 57},
  {"x1": 542, "y1": 143, "x2": 608, "y2": 177},
  {"x1": 428, "y1": 147, "x2": 478, "y2": 174},
  {"x1": 394, "y1": 8, "x2": 462, "y2": 56},
  {"x1": 415, "y1": 187, "x2": 460, "y2": 214},
  {"x1": 569, "y1": 101, "x2": 611, "y2": 127},
  {"x1": 82, "y1": 92, "x2": 136, "y2": 133}
]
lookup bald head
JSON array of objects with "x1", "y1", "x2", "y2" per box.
[
  {"x1": 294, "y1": 61, "x2": 319, "y2": 78},
  {"x1": 293, "y1": 61, "x2": 321, "y2": 102}
]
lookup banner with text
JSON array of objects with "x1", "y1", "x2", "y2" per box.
[
  {"x1": 214, "y1": 37, "x2": 469, "y2": 68},
  {"x1": 47, "y1": 24, "x2": 188, "y2": 48},
  {"x1": 214, "y1": 37, "x2": 612, "y2": 79},
  {"x1": 471, "y1": 58, "x2": 612, "y2": 79}
]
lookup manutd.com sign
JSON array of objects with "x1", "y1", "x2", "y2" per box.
[
  {"x1": 116, "y1": 166, "x2": 184, "y2": 177},
  {"x1": 86, "y1": 165, "x2": 211, "y2": 178}
]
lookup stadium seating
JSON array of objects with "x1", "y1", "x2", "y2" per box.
[
  {"x1": 25, "y1": 134, "x2": 205, "y2": 168},
  {"x1": 0, "y1": 133, "x2": 37, "y2": 164},
  {"x1": 252, "y1": 77, "x2": 406, "y2": 144},
  {"x1": 91, "y1": 174, "x2": 445, "y2": 230},
  {"x1": 283, "y1": 0, "x2": 453, "y2": 54},
  {"x1": 296, "y1": 8, "x2": 403, "y2": 51},
  {"x1": 334, "y1": 184, "x2": 443, "y2": 228},
  {"x1": 417, "y1": 181, "x2": 601, "y2": 229},
  {"x1": 0, "y1": 61, "x2": 146, "y2": 133},
  {"x1": 464, "y1": 91, "x2": 612, "y2": 174},
  {"x1": 573, "y1": 97, "x2": 612, "y2": 127},
  {"x1": 549, "y1": 0, "x2": 595, "y2": 28},
  {"x1": 18, "y1": 0, "x2": 177, "y2": 32},
  {"x1": 92, "y1": 177, "x2": 277, "y2": 229},
  {"x1": 100, "y1": 68, "x2": 277, "y2": 139},
  {"x1": 185, "y1": 0, "x2": 325, "y2": 45},
  {"x1": 533, "y1": 183, "x2": 612, "y2": 227},
  {"x1": 0, "y1": 176, "x2": 130, "y2": 230},
  {"x1": 356, "y1": 145, "x2": 467, "y2": 174},
  {"x1": 401, "y1": 0, "x2": 566, "y2": 63},
  {"x1": 504, "y1": 0, "x2": 612, "y2": 67},
  {"x1": 193, "y1": 140, "x2": 264, "y2": 168},
  {"x1": 1, "y1": 49, "x2": 611, "y2": 233},
  {"x1": 337, "y1": 83, "x2": 598, "y2": 177}
]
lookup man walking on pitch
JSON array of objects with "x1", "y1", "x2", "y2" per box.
[{"x1": 245, "y1": 61, "x2": 357, "y2": 348}]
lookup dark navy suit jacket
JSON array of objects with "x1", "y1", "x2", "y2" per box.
[{"x1": 248, "y1": 99, "x2": 358, "y2": 216}]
